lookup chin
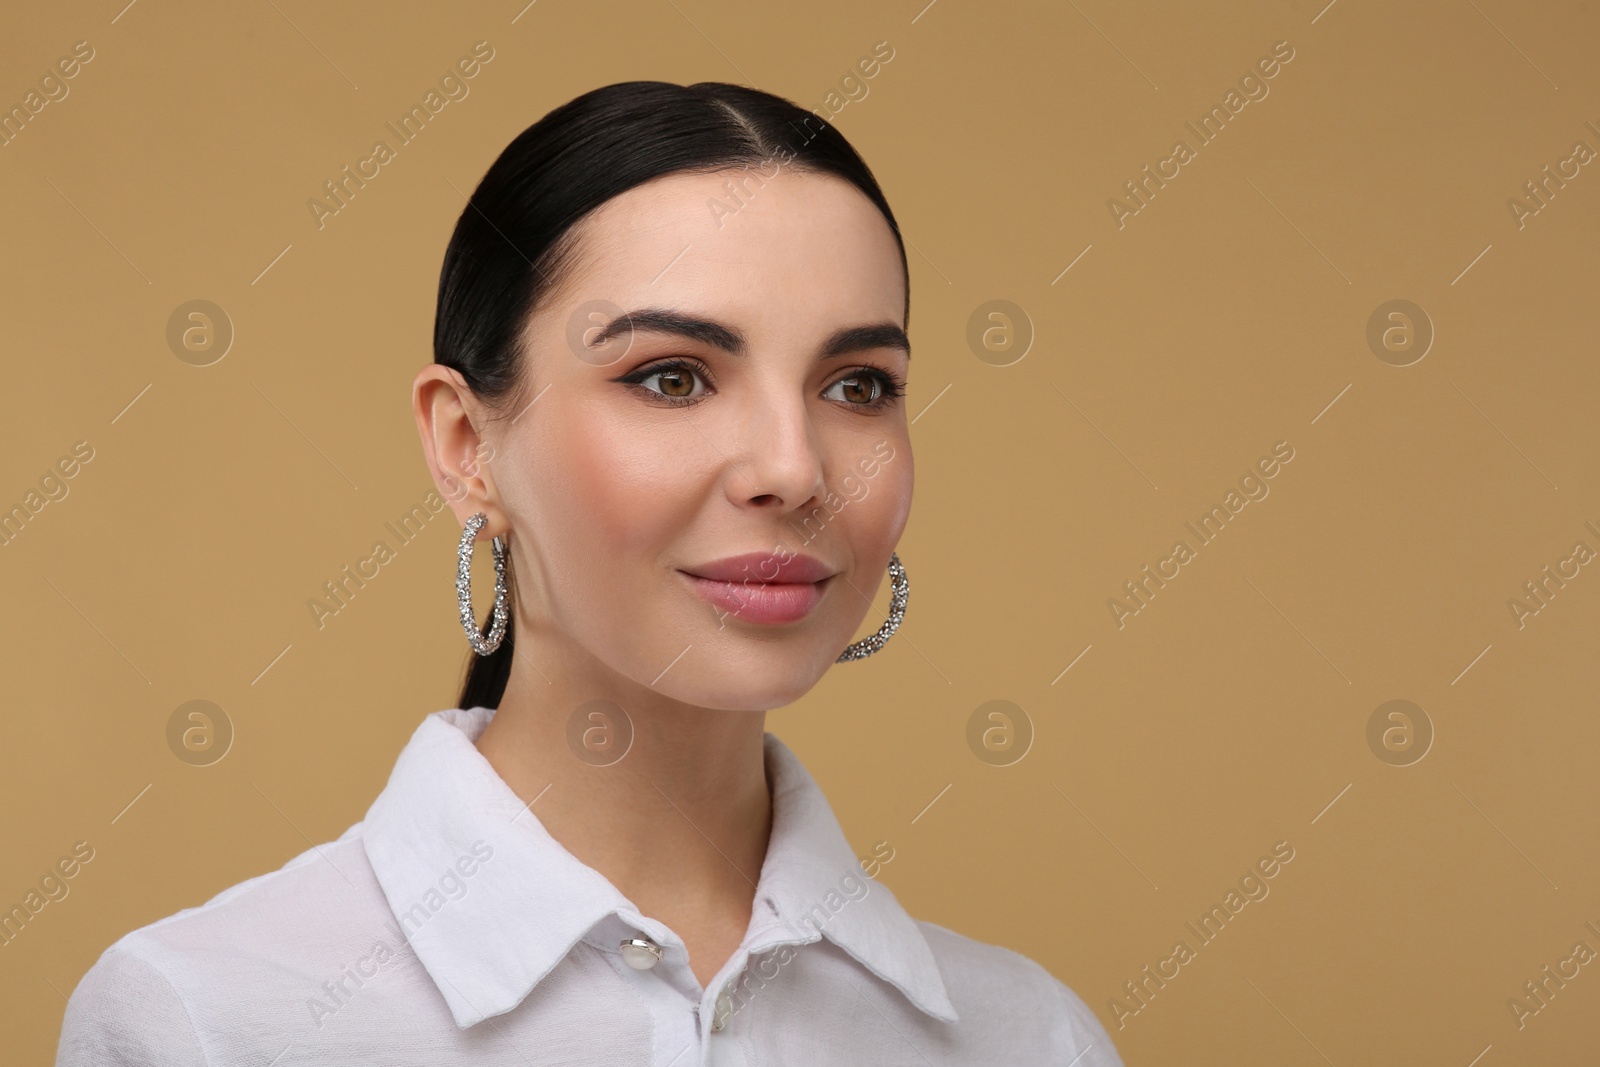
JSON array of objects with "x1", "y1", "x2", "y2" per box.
[{"x1": 652, "y1": 650, "x2": 832, "y2": 712}]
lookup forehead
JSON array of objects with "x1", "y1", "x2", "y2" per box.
[{"x1": 546, "y1": 168, "x2": 906, "y2": 337}]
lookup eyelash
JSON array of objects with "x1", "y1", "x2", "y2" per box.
[{"x1": 615, "y1": 358, "x2": 907, "y2": 412}]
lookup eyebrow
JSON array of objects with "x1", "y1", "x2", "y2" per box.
[{"x1": 589, "y1": 308, "x2": 911, "y2": 361}]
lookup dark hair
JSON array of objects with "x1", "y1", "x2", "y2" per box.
[{"x1": 434, "y1": 80, "x2": 909, "y2": 711}]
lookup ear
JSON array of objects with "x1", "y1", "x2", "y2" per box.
[{"x1": 412, "y1": 364, "x2": 510, "y2": 539}]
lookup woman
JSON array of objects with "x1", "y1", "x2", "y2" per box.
[{"x1": 57, "y1": 81, "x2": 1123, "y2": 1066}]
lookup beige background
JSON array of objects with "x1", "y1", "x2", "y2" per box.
[{"x1": 3, "y1": 0, "x2": 1598, "y2": 1062}]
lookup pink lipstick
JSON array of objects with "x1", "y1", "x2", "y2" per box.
[{"x1": 678, "y1": 552, "x2": 836, "y2": 624}]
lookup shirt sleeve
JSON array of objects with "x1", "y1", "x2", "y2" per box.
[
  {"x1": 55, "y1": 942, "x2": 209, "y2": 1067},
  {"x1": 1049, "y1": 972, "x2": 1127, "y2": 1066}
]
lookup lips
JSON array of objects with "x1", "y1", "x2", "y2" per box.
[
  {"x1": 680, "y1": 552, "x2": 836, "y2": 585},
  {"x1": 678, "y1": 552, "x2": 837, "y2": 624}
]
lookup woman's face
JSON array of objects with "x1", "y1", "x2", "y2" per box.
[{"x1": 467, "y1": 167, "x2": 912, "y2": 712}]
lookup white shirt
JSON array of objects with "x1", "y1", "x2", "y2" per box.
[{"x1": 57, "y1": 706, "x2": 1124, "y2": 1066}]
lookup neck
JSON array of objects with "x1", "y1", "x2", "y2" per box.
[{"x1": 473, "y1": 630, "x2": 774, "y2": 924}]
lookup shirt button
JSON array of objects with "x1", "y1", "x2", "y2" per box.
[
  {"x1": 710, "y1": 991, "x2": 733, "y2": 1032},
  {"x1": 619, "y1": 937, "x2": 663, "y2": 970}
]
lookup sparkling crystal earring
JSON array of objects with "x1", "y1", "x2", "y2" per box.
[
  {"x1": 836, "y1": 551, "x2": 907, "y2": 662},
  {"x1": 457, "y1": 511, "x2": 509, "y2": 656}
]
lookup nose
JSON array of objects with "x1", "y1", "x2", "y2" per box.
[{"x1": 723, "y1": 388, "x2": 827, "y2": 513}]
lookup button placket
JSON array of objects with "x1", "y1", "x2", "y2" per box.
[
  {"x1": 709, "y1": 990, "x2": 733, "y2": 1032},
  {"x1": 602, "y1": 927, "x2": 700, "y2": 1066},
  {"x1": 705, "y1": 915, "x2": 826, "y2": 1043},
  {"x1": 606, "y1": 912, "x2": 702, "y2": 1003}
]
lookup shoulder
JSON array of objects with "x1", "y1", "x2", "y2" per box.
[
  {"x1": 100, "y1": 823, "x2": 379, "y2": 961},
  {"x1": 57, "y1": 939, "x2": 208, "y2": 1067},
  {"x1": 916, "y1": 919, "x2": 1126, "y2": 1066},
  {"x1": 58, "y1": 827, "x2": 385, "y2": 1067}
]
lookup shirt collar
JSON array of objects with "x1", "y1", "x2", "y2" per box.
[{"x1": 360, "y1": 706, "x2": 959, "y2": 1029}]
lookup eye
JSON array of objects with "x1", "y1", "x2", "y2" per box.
[
  {"x1": 617, "y1": 358, "x2": 713, "y2": 407},
  {"x1": 613, "y1": 359, "x2": 906, "y2": 412},
  {"x1": 824, "y1": 368, "x2": 906, "y2": 411}
]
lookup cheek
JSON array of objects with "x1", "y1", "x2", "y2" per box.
[
  {"x1": 853, "y1": 445, "x2": 913, "y2": 553},
  {"x1": 541, "y1": 409, "x2": 703, "y2": 565},
  {"x1": 806, "y1": 446, "x2": 911, "y2": 585}
]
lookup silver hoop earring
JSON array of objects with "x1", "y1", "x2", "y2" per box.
[
  {"x1": 836, "y1": 551, "x2": 907, "y2": 663},
  {"x1": 457, "y1": 511, "x2": 509, "y2": 656}
]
